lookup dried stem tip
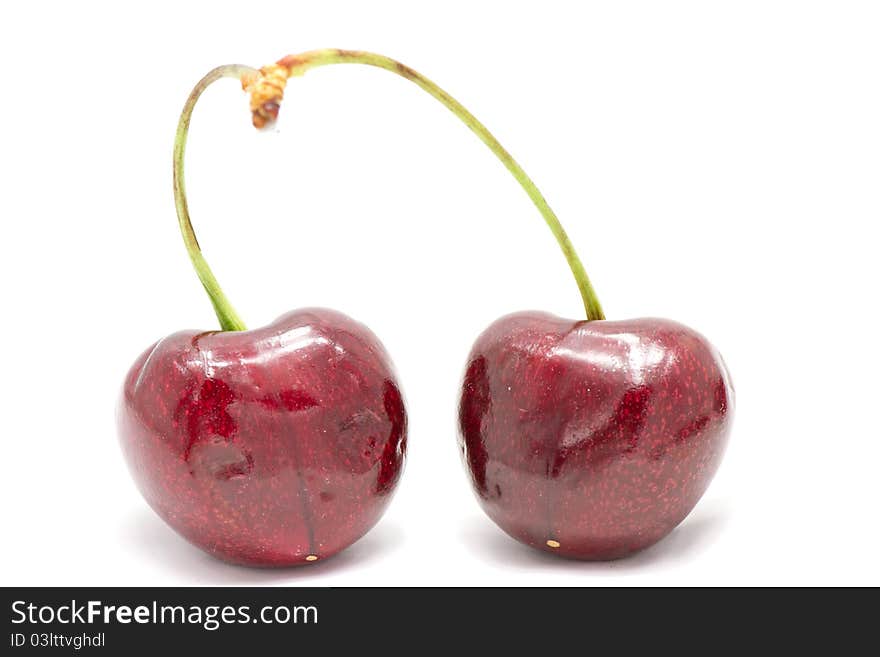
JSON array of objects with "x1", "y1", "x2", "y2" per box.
[{"x1": 241, "y1": 63, "x2": 288, "y2": 128}]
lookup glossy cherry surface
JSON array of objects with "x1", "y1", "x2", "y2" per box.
[
  {"x1": 459, "y1": 312, "x2": 733, "y2": 560},
  {"x1": 118, "y1": 308, "x2": 406, "y2": 566}
]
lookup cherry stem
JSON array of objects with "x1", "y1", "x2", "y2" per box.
[
  {"x1": 173, "y1": 64, "x2": 256, "y2": 331},
  {"x1": 259, "y1": 49, "x2": 605, "y2": 321},
  {"x1": 174, "y1": 52, "x2": 606, "y2": 330}
]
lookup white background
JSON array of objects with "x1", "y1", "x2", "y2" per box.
[{"x1": 1, "y1": 1, "x2": 878, "y2": 586}]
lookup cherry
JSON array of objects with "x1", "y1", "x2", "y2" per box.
[
  {"x1": 459, "y1": 313, "x2": 732, "y2": 559},
  {"x1": 120, "y1": 309, "x2": 406, "y2": 565},
  {"x1": 117, "y1": 62, "x2": 409, "y2": 566}
]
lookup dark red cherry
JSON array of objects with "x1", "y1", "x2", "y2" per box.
[
  {"x1": 119, "y1": 308, "x2": 406, "y2": 566},
  {"x1": 459, "y1": 311, "x2": 733, "y2": 560}
]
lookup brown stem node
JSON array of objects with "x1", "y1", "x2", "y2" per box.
[{"x1": 242, "y1": 63, "x2": 289, "y2": 128}]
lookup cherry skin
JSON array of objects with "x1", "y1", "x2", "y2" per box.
[
  {"x1": 459, "y1": 312, "x2": 733, "y2": 560},
  {"x1": 118, "y1": 308, "x2": 406, "y2": 566}
]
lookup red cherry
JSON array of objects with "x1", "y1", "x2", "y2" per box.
[
  {"x1": 119, "y1": 309, "x2": 406, "y2": 565},
  {"x1": 459, "y1": 312, "x2": 733, "y2": 560}
]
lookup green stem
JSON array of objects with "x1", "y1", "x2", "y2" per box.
[
  {"x1": 278, "y1": 49, "x2": 605, "y2": 320},
  {"x1": 173, "y1": 64, "x2": 255, "y2": 331}
]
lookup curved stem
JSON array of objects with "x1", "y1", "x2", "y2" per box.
[
  {"x1": 259, "y1": 49, "x2": 605, "y2": 320},
  {"x1": 173, "y1": 64, "x2": 256, "y2": 331}
]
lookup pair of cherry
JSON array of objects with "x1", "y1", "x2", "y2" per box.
[{"x1": 118, "y1": 50, "x2": 733, "y2": 566}]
